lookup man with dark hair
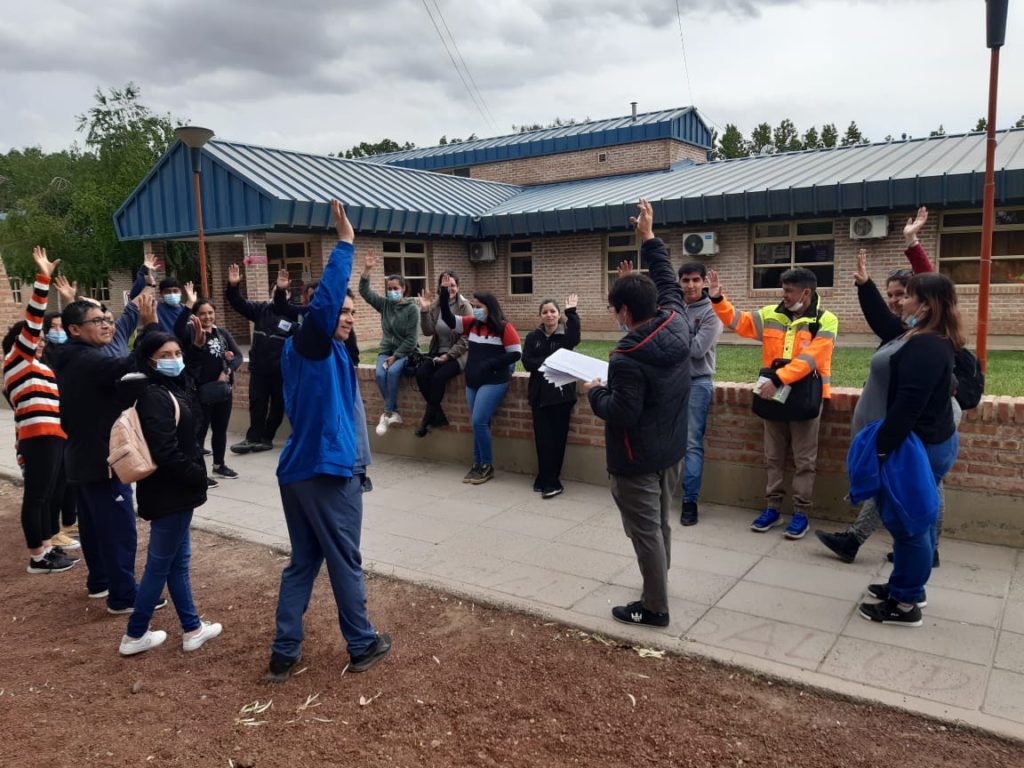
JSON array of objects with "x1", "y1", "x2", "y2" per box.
[
  {"x1": 54, "y1": 294, "x2": 161, "y2": 611},
  {"x1": 677, "y1": 261, "x2": 722, "y2": 526},
  {"x1": 583, "y1": 198, "x2": 691, "y2": 628},
  {"x1": 156, "y1": 277, "x2": 188, "y2": 333},
  {"x1": 708, "y1": 264, "x2": 838, "y2": 540}
]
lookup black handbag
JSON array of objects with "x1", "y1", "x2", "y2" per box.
[
  {"x1": 751, "y1": 358, "x2": 822, "y2": 422},
  {"x1": 401, "y1": 349, "x2": 429, "y2": 378},
  {"x1": 198, "y1": 379, "x2": 232, "y2": 404}
]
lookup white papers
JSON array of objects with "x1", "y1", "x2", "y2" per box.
[
  {"x1": 753, "y1": 376, "x2": 792, "y2": 403},
  {"x1": 539, "y1": 348, "x2": 609, "y2": 388}
]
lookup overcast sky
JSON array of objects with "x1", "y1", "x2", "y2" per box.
[{"x1": 1, "y1": 0, "x2": 1021, "y2": 156}]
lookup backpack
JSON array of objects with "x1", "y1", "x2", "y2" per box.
[
  {"x1": 952, "y1": 348, "x2": 984, "y2": 410},
  {"x1": 108, "y1": 389, "x2": 180, "y2": 484}
]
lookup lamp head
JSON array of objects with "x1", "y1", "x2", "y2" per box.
[{"x1": 174, "y1": 126, "x2": 215, "y2": 148}]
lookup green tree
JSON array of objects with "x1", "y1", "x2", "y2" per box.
[
  {"x1": 772, "y1": 119, "x2": 802, "y2": 152},
  {"x1": 749, "y1": 122, "x2": 772, "y2": 154},
  {"x1": 801, "y1": 126, "x2": 821, "y2": 150},
  {"x1": 840, "y1": 121, "x2": 867, "y2": 146},
  {"x1": 929, "y1": 124, "x2": 946, "y2": 137},
  {"x1": 820, "y1": 123, "x2": 839, "y2": 148},
  {"x1": 437, "y1": 134, "x2": 478, "y2": 145},
  {"x1": 342, "y1": 138, "x2": 415, "y2": 159},
  {"x1": 1015, "y1": 114, "x2": 1024, "y2": 128},
  {"x1": 974, "y1": 117, "x2": 988, "y2": 131},
  {"x1": 512, "y1": 117, "x2": 582, "y2": 133},
  {"x1": 716, "y1": 124, "x2": 748, "y2": 159}
]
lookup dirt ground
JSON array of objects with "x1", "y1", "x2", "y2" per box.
[{"x1": 0, "y1": 481, "x2": 1020, "y2": 768}]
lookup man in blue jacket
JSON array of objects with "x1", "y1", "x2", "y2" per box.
[{"x1": 265, "y1": 200, "x2": 391, "y2": 682}]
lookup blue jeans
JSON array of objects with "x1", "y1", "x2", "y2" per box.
[
  {"x1": 127, "y1": 512, "x2": 200, "y2": 638},
  {"x1": 272, "y1": 475, "x2": 377, "y2": 659},
  {"x1": 683, "y1": 376, "x2": 713, "y2": 502},
  {"x1": 466, "y1": 382, "x2": 509, "y2": 465},
  {"x1": 76, "y1": 479, "x2": 137, "y2": 610},
  {"x1": 374, "y1": 353, "x2": 407, "y2": 413},
  {"x1": 886, "y1": 433, "x2": 959, "y2": 605}
]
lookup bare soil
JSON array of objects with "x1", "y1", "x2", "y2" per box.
[{"x1": 0, "y1": 480, "x2": 1019, "y2": 768}]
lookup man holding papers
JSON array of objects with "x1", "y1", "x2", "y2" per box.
[{"x1": 583, "y1": 199, "x2": 691, "y2": 628}]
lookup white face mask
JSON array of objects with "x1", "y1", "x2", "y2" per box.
[{"x1": 786, "y1": 300, "x2": 805, "y2": 313}]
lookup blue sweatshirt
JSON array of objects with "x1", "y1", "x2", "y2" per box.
[
  {"x1": 276, "y1": 241, "x2": 364, "y2": 485},
  {"x1": 99, "y1": 267, "x2": 148, "y2": 358}
]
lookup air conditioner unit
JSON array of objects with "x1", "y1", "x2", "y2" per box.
[
  {"x1": 682, "y1": 232, "x2": 719, "y2": 257},
  {"x1": 849, "y1": 215, "x2": 888, "y2": 240},
  {"x1": 468, "y1": 240, "x2": 496, "y2": 263}
]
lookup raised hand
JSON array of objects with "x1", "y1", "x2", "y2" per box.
[
  {"x1": 31, "y1": 246, "x2": 61, "y2": 278},
  {"x1": 617, "y1": 260, "x2": 634, "y2": 278},
  {"x1": 565, "y1": 293, "x2": 578, "y2": 310},
  {"x1": 135, "y1": 292, "x2": 158, "y2": 326},
  {"x1": 853, "y1": 248, "x2": 869, "y2": 286},
  {"x1": 362, "y1": 249, "x2": 378, "y2": 276},
  {"x1": 416, "y1": 288, "x2": 434, "y2": 311},
  {"x1": 276, "y1": 268, "x2": 290, "y2": 291},
  {"x1": 189, "y1": 314, "x2": 206, "y2": 347},
  {"x1": 227, "y1": 263, "x2": 242, "y2": 286},
  {"x1": 331, "y1": 199, "x2": 354, "y2": 244},
  {"x1": 903, "y1": 206, "x2": 928, "y2": 245},
  {"x1": 629, "y1": 197, "x2": 655, "y2": 241},
  {"x1": 54, "y1": 275, "x2": 79, "y2": 304},
  {"x1": 183, "y1": 281, "x2": 196, "y2": 305},
  {"x1": 143, "y1": 252, "x2": 159, "y2": 271},
  {"x1": 707, "y1": 269, "x2": 722, "y2": 298}
]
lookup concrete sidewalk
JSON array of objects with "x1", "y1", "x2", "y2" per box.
[{"x1": 3, "y1": 411, "x2": 1022, "y2": 741}]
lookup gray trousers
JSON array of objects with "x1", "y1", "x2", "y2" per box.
[
  {"x1": 849, "y1": 482, "x2": 946, "y2": 546},
  {"x1": 610, "y1": 462, "x2": 681, "y2": 615}
]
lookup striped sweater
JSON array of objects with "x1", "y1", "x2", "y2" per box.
[{"x1": 2, "y1": 274, "x2": 66, "y2": 443}]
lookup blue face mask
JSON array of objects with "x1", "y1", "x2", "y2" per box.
[
  {"x1": 163, "y1": 293, "x2": 181, "y2": 307},
  {"x1": 153, "y1": 358, "x2": 185, "y2": 377},
  {"x1": 45, "y1": 330, "x2": 67, "y2": 344},
  {"x1": 904, "y1": 315, "x2": 919, "y2": 329},
  {"x1": 618, "y1": 322, "x2": 630, "y2": 333},
  {"x1": 472, "y1": 307, "x2": 487, "y2": 322},
  {"x1": 387, "y1": 290, "x2": 402, "y2": 302}
]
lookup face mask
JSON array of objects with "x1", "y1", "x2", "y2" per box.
[
  {"x1": 163, "y1": 293, "x2": 181, "y2": 307},
  {"x1": 472, "y1": 307, "x2": 487, "y2": 322},
  {"x1": 45, "y1": 330, "x2": 67, "y2": 344},
  {"x1": 387, "y1": 290, "x2": 402, "y2": 302},
  {"x1": 618, "y1": 322, "x2": 631, "y2": 333},
  {"x1": 785, "y1": 298, "x2": 805, "y2": 313},
  {"x1": 153, "y1": 358, "x2": 185, "y2": 377},
  {"x1": 904, "y1": 314, "x2": 920, "y2": 329}
]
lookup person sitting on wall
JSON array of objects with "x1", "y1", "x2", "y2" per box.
[
  {"x1": 358, "y1": 250, "x2": 419, "y2": 437},
  {"x1": 707, "y1": 263, "x2": 838, "y2": 541},
  {"x1": 224, "y1": 264, "x2": 298, "y2": 455},
  {"x1": 676, "y1": 262, "x2": 723, "y2": 527},
  {"x1": 582, "y1": 198, "x2": 691, "y2": 628},
  {"x1": 413, "y1": 270, "x2": 474, "y2": 437}
]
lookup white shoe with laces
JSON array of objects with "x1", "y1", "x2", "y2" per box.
[
  {"x1": 375, "y1": 413, "x2": 389, "y2": 436},
  {"x1": 119, "y1": 629, "x2": 167, "y2": 656},
  {"x1": 386, "y1": 412, "x2": 403, "y2": 427},
  {"x1": 183, "y1": 620, "x2": 223, "y2": 652}
]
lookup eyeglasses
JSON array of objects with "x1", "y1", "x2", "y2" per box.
[{"x1": 80, "y1": 318, "x2": 114, "y2": 327}]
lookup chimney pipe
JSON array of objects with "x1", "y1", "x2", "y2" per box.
[{"x1": 630, "y1": 102, "x2": 638, "y2": 121}]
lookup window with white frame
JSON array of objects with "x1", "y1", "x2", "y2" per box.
[
  {"x1": 267, "y1": 242, "x2": 311, "y2": 294},
  {"x1": 382, "y1": 240, "x2": 427, "y2": 297},
  {"x1": 939, "y1": 208, "x2": 1024, "y2": 285},
  {"x1": 9, "y1": 278, "x2": 22, "y2": 304},
  {"x1": 87, "y1": 279, "x2": 110, "y2": 302},
  {"x1": 751, "y1": 220, "x2": 834, "y2": 289},
  {"x1": 509, "y1": 241, "x2": 533, "y2": 295},
  {"x1": 606, "y1": 233, "x2": 650, "y2": 287}
]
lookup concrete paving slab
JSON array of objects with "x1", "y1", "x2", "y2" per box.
[
  {"x1": 924, "y1": 560, "x2": 1013, "y2": 598},
  {"x1": 983, "y1": 670, "x2": 1024, "y2": 724},
  {"x1": 1004, "y1": 602, "x2": 1024, "y2": 635},
  {"x1": 922, "y1": 585, "x2": 1005, "y2": 628},
  {"x1": 668, "y1": 541, "x2": 761, "y2": 578},
  {"x1": 555, "y1": 522, "x2": 634, "y2": 557},
  {"x1": 473, "y1": 561, "x2": 605, "y2": 610},
  {"x1": 744, "y1": 557, "x2": 876, "y2": 601},
  {"x1": 608, "y1": 563, "x2": 738, "y2": 607},
  {"x1": 480, "y1": 506, "x2": 588, "y2": 541},
  {"x1": 569, "y1": 584, "x2": 708, "y2": 636},
  {"x1": 841, "y1": 612, "x2": 996, "y2": 666},
  {"x1": 937, "y1": 538, "x2": 1020, "y2": 572},
  {"x1": 717, "y1": 581, "x2": 856, "y2": 634},
  {"x1": 994, "y1": 631, "x2": 1024, "y2": 675}
]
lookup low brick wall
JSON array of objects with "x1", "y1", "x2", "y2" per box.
[{"x1": 226, "y1": 363, "x2": 1023, "y2": 546}]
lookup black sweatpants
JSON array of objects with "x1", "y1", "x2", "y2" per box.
[
  {"x1": 415, "y1": 358, "x2": 462, "y2": 408},
  {"x1": 246, "y1": 366, "x2": 285, "y2": 443},
  {"x1": 197, "y1": 398, "x2": 233, "y2": 466},
  {"x1": 532, "y1": 401, "x2": 574, "y2": 492},
  {"x1": 20, "y1": 436, "x2": 63, "y2": 549}
]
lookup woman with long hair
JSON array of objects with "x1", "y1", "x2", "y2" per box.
[
  {"x1": 853, "y1": 268, "x2": 963, "y2": 627},
  {"x1": 438, "y1": 290, "x2": 521, "y2": 484},
  {"x1": 414, "y1": 270, "x2": 473, "y2": 437},
  {"x1": 119, "y1": 330, "x2": 221, "y2": 656},
  {"x1": 522, "y1": 294, "x2": 581, "y2": 498}
]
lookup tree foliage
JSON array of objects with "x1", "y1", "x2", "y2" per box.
[
  {"x1": 716, "y1": 124, "x2": 748, "y2": 159},
  {"x1": 342, "y1": 138, "x2": 415, "y2": 159}
]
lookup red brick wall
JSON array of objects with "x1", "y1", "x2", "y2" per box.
[{"x1": 0, "y1": 255, "x2": 26, "y2": 331}]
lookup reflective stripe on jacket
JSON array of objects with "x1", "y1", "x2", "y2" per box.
[{"x1": 712, "y1": 293, "x2": 838, "y2": 398}]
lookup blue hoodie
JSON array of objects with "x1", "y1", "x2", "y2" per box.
[
  {"x1": 847, "y1": 419, "x2": 939, "y2": 536},
  {"x1": 276, "y1": 241, "x2": 364, "y2": 485}
]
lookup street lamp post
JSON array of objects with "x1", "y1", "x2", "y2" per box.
[{"x1": 174, "y1": 126, "x2": 215, "y2": 298}]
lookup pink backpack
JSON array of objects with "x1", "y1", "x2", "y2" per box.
[{"x1": 108, "y1": 389, "x2": 180, "y2": 484}]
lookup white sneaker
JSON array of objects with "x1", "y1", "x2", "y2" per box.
[
  {"x1": 375, "y1": 413, "x2": 389, "y2": 437},
  {"x1": 386, "y1": 412, "x2": 403, "y2": 426},
  {"x1": 183, "y1": 620, "x2": 223, "y2": 652},
  {"x1": 119, "y1": 629, "x2": 167, "y2": 656}
]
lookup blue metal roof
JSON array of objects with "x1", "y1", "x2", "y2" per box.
[
  {"x1": 115, "y1": 129, "x2": 1024, "y2": 243},
  {"x1": 114, "y1": 139, "x2": 521, "y2": 241},
  {"x1": 363, "y1": 107, "x2": 713, "y2": 172}
]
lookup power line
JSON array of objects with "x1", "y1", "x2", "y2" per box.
[
  {"x1": 675, "y1": 0, "x2": 695, "y2": 106},
  {"x1": 430, "y1": 0, "x2": 497, "y2": 129},
  {"x1": 420, "y1": 0, "x2": 496, "y2": 132}
]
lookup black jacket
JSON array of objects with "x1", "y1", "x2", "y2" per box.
[
  {"x1": 272, "y1": 289, "x2": 360, "y2": 363},
  {"x1": 588, "y1": 237, "x2": 692, "y2": 476},
  {"x1": 135, "y1": 376, "x2": 208, "y2": 520},
  {"x1": 522, "y1": 309, "x2": 581, "y2": 408},
  {"x1": 174, "y1": 312, "x2": 244, "y2": 387},
  {"x1": 52, "y1": 328, "x2": 158, "y2": 484},
  {"x1": 225, "y1": 284, "x2": 297, "y2": 374}
]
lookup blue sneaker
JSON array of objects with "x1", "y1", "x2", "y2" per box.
[
  {"x1": 784, "y1": 512, "x2": 809, "y2": 540},
  {"x1": 750, "y1": 508, "x2": 782, "y2": 532}
]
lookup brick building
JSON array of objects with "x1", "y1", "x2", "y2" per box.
[{"x1": 111, "y1": 106, "x2": 1024, "y2": 348}]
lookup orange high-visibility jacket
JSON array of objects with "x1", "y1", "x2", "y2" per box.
[{"x1": 712, "y1": 293, "x2": 839, "y2": 398}]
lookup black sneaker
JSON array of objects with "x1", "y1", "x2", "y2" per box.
[
  {"x1": 107, "y1": 598, "x2": 167, "y2": 616},
  {"x1": 213, "y1": 464, "x2": 239, "y2": 479},
  {"x1": 866, "y1": 583, "x2": 927, "y2": 607},
  {"x1": 611, "y1": 600, "x2": 670, "y2": 627},
  {"x1": 815, "y1": 530, "x2": 860, "y2": 564},
  {"x1": 264, "y1": 652, "x2": 301, "y2": 683},
  {"x1": 27, "y1": 551, "x2": 77, "y2": 574},
  {"x1": 541, "y1": 486, "x2": 564, "y2": 499},
  {"x1": 206, "y1": 477, "x2": 219, "y2": 489},
  {"x1": 470, "y1": 464, "x2": 494, "y2": 485},
  {"x1": 886, "y1": 549, "x2": 940, "y2": 568},
  {"x1": 201, "y1": 448, "x2": 212, "y2": 457},
  {"x1": 50, "y1": 546, "x2": 80, "y2": 563},
  {"x1": 250, "y1": 440, "x2": 274, "y2": 453},
  {"x1": 431, "y1": 407, "x2": 449, "y2": 428},
  {"x1": 858, "y1": 598, "x2": 922, "y2": 627},
  {"x1": 414, "y1": 416, "x2": 431, "y2": 438},
  {"x1": 463, "y1": 464, "x2": 482, "y2": 483},
  {"x1": 681, "y1": 501, "x2": 698, "y2": 527},
  {"x1": 230, "y1": 439, "x2": 257, "y2": 455},
  {"x1": 349, "y1": 633, "x2": 392, "y2": 673}
]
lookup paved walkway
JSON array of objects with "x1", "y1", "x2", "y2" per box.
[{"x1": 2, "y1": 411, "x2": 1021, "y2": 742}]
